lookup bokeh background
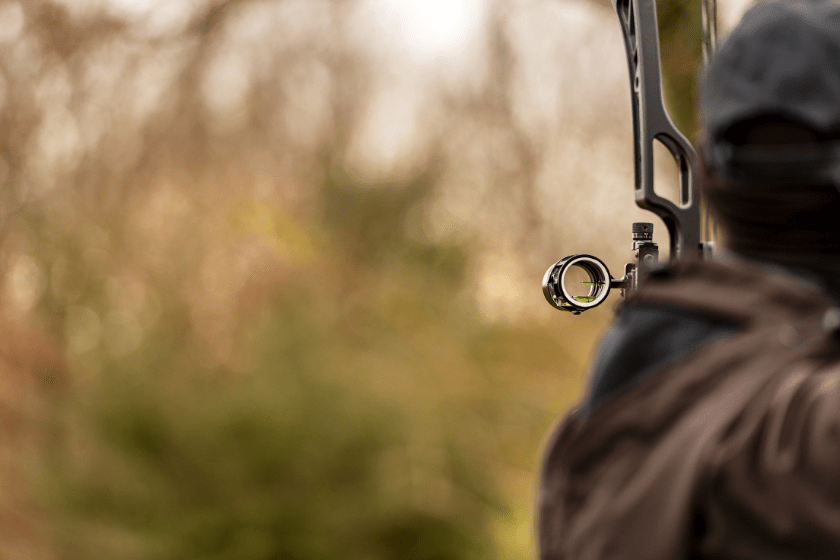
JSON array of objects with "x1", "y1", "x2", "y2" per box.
[{"x1": 0, "y1": 0, "x2": 752, "y2": 558}]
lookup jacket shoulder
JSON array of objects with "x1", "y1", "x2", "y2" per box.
[{"x1": 697, "y1": 355, "x2": 840, "y2": 555}]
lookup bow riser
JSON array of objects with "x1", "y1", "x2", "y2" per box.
[
  {"x1": 614, "y1": 0, "x2": 701, "y2": 261},
  {"x1": 543, "y1": 0, "x2": 715, "y2": 315}
]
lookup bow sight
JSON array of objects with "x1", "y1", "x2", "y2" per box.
[
  {"x1": 543, "y1": 0, "x2": 718, "y2": 314},
  {"x1": 543, "y1": 222, "x2": 659, "y2": 314}
]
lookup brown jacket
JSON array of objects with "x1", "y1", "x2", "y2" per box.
[{"x1": 538, "y1": 257, "x2": 840, "y2": 559}]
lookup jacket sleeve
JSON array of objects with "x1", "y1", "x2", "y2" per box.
[{"x1": 700, "y1": 364, "x2": 840, "y2": 558}]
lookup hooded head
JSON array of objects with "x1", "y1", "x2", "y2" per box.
[{"x1": 699, "y1": 0, "x2": 840, "y2": 262}]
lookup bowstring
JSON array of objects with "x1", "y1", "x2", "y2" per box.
[{"x1": 700, "y1": 0, "x2": 719, "y2": 248}]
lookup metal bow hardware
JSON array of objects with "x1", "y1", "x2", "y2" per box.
[{"x1": 543, "y1": 0, "x2": 718, "y2": 315}]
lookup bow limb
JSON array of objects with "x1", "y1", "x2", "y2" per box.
[{"x1": 613, "y1": 0, "x2": 701, "y2": 260}]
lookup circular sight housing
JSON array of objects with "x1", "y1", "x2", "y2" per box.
[{"x1": 542, "y1": 254, "x2": 612, "y2": 314}]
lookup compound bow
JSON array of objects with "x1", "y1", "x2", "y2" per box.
[{"x1": 543, "y1": 0, "x2": 718, "y2": 314}]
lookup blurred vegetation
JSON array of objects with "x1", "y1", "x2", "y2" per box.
[
  {"x1": 657, "y1": 0, "x2": 704, "y2": 140},
  {"x1": 30, "y1": 162, "x2": 594, "y2": 560},
  {"x1": 0, "y1": 0, "x2": 702, "y2": 559}
]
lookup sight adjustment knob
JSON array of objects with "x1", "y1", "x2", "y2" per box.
[{"x1": 632, "y1": 222, "x2": 654, "y2": 242}]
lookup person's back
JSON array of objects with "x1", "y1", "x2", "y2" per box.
[{"x1": 537, "y1": 1, "x2": 840, "y2": 558}]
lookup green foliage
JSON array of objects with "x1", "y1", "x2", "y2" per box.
[{"x1": 45, "y1": 350, "x2": 482, "y2": 560}]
